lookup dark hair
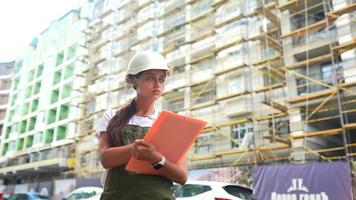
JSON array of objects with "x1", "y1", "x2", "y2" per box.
[{"x1": 106, "y1": 98, "x2": 136, "y2": 146}]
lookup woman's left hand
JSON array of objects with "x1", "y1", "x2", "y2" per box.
[{"x1": 132, "y1": 139, "x2": 162, "y2": 164}]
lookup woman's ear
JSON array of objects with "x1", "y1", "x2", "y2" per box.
[{"x1": 132, "y1": 80, "x2": 137, "y2": 90}]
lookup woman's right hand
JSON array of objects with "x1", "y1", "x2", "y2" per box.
[{"x1": 131, "y1": 139, "x2": 162, "y2": 164}]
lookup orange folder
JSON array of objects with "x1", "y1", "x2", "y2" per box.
[{"x1": 125, "y1": 111, "x2": 207, "y2": 175}]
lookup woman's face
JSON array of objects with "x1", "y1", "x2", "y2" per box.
[{"x1": 134, "y1": 69, "x2": 166, "y2": 101}]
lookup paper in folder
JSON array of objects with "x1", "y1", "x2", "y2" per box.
[{"x1": 125, "y1": 111, "x2": 207, "y2": 175}]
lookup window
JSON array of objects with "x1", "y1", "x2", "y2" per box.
[
  {"x1": 37, "y1": 64, "x2": 44, "y2": 77},
  {"x1": 56, "y1": 125, "x2": 67, "y2": 140},
  {"x1": 2, "y1": 143, "x2": 8, "y2": 155},
  {"x1": 195, "y1": 133, "x2": 213, "y2": 154},
  {"x1": 33, "y1": 132, "x2": 43, "y2": 145},
  {"x1": 321, "y1": 62, "x2": 333, "y2": 85},
  {"x1": 34, "y1": 82, "x2": 41, "y2": 95},
  {"x1": 228, "y1": 75, "x2": 245, "y2": 94},
  {"x1": 66, "y1": 45, "x2": 76, "y2": 60},
  {"x1": 191, "y1": 82, "x2": 215, "y2": 105},
  {"x1": 56, "y1": 52, "x2": 64, "y2": 66},
  {"x1": 269, "y1": 117, "x2": 289, "y2": 140},
  {"x1": 53, "y1": 70, "x2": 62, "y2": 85},
  {"x1": 231, "y1": 122, "x2": 253, "y2": 148},
  {"x1": 174, "y1": 184, "x2": 211, "y2": 198},
  {"x1": 44, "y1": 129, "x2": 54, "y2": 144},
  {"x1": 26, "y1": 136, "x2": 33, "y2": 148},
  {"x1": 223, "y1": 185, "x2": 253, "y2": 199}
]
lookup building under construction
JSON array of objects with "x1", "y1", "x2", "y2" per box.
[
  {"x1": 0, "y1": 62, "x2": 14, "y2": 165},
  {"x1": 0, "y1": 0, "x2": 355, "y2": 190}
]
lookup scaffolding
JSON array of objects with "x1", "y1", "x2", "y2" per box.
[{"x1": 69, "y1": 0, "x2": 356, "y2": 183}]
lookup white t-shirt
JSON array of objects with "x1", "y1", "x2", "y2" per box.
[
  {"x1": 96, "y1": 108, "x2": 159, "y2": 136},
  {"x1": 96, "y1": 108, "x2": 159, "y2": 187}
]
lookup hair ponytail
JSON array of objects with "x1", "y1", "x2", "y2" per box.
[{"x1": 106, "y1": 98, "x2": 136, "y2": 146}]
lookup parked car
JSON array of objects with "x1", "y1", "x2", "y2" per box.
[
  {"x1": 84, "y1": 194, "x2": 101, "y2": 200},
  {"x1": 173, "y1": 180, "x2": 253, "y2": 200},
  {"x1": 0, "y1": 192, "x2": 11, "y2": 200},
  {"x1": 63, "y1": 187, "x2": 102, "y2": 200},
  {"x1": 8, "y1": 192, "x2": 50, "y2": 200}
]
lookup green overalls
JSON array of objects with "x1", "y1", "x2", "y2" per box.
[{"x1": 100, "y1": 124, "x2": 175, "y2": 200}]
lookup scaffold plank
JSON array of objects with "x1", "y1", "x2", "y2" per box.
[
  {"x1": 187, "y1": 8, "x2": 214, "y2": 24},
  {"x1": 288, "y1": 88, "x2": 337, "y2": 104},
  {"x1": 345, "y1": 123, "x2": 356, "y2": 130},
  {"x1": 263, "y1": 135, "x2": 291, "y2": 146},
  {"x1": 212, "y1": 0, "x2": 228, "y2": 7},
  {"x1": 214, "y1": 63, "x2": 247, "y2": 76},
  {"x1": 254, "y1": 112, "x2": 288, "y2": 121},
  {"x1": 189, "y1": 100, "x2": 216, "y2": 111},
  {"x1": 277, "y1": 0, "x2": 298, "y2": 10},
  {"x1": 187, "y1": 30, "x2": 215, "y2": 44},
  {"x1": 257, "y1": 5, "x2": 280, "y2": 26},
  {"x1": 254, "y1": 83, "x2": 285, "y2": 93},
  {"x1": 187, "y1": 54, "x2": 214, "y2": 65},
  {"x1": 252, "y1": 55, "x2": 281, "y2": 66},
  {"x1": 326, "y1": 2, "x2": 356, "y2": 20},
  {"x1": 213, "y1": 38, "x2": 246, "y2": 53},
  {"x1": 289, "y1": 128, "x2": 342, "y2": 139},
  {"x1": 216, "y1": 91, "x2": 248, "y2": 101},
  {"x1": 263, "y1": 100, "x2": 288, "y2": 113},
  {"x1": 332, "y1": 38, "x2": 356, "y2": 54},
  {"x1": 281, "y1": 20, "x2": 327, "y2": 39},
  {"x1": 285, "y1": 54, "x2": 332, "y2": 69},
  {"x1": 214, "y1": 14, "x2": 245, "y2": 29}
]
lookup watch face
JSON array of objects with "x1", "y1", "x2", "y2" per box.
[{"x1": 153, "y1": 163, "x2": 163, "y2": 170}]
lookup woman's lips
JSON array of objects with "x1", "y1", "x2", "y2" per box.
[{"x1": 153, "y1": 90, "x2": 161, "y2": 94}]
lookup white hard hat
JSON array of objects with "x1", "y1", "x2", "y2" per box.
[{"x1": 127, "y1": 51, "x2": 169, "y2": 76}]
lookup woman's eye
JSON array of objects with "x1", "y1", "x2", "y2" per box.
[{"x1": 159, "y1": 78, "x2": 165, "y2": 83}]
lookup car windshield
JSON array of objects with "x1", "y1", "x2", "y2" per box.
[
  {"x1": 173, "y1": 184, "x2": 211, "y2": 197},
  {"x1": 33, "y1": 194, "x2": 51, "y2": 200},
  {"x1": 8, "y1": 193, "x2": 50, "y2": 200},
  {"x1": 223, "y1": 185, "x2": 253, "y2": 200},
  {"x1": 65, "y1": 191, "x2": 99, "y2": 200}
]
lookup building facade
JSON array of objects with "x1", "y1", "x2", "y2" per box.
[
  {"x1": 0, "y1": 61, "x2": 14, "y2": 167},
  {"x1": 0, "y1": 9, "x2": 88, "y2": 184},
  {"x1": 74, "y1": 0, "x2": 356, "y2": 177},
  {"x1": 0, "y1": 0, "x2": 355, "y2": 189}
]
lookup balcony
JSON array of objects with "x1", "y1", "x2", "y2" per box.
[
  {"x1": 224, "y1": 96, "x2": 252, "y2": 117},
  {"x1": 165, "y1": 70, "x2": 188, "y2": 91},
  {"x1": 189, "y1": 36, "x2": 216, "y2": 58},
  {"x1": 215, "y1": 45, "x2": 246, "y2": 75},
  {"x1": 159, "y1": 10, "x2": 186, "y2": 36},
  {"x1": 187, "y1": 0, "x2": 214, "y2": 23},
  {"x1": 162, "y1": 90, "x2": 185, "y2": 112},
  {"x1": 0, "y1": 146, "x2": 73, "y2": 175},
  {"x1": 191, "y1": 60, "x2": 214, "y2": 84},
  {"x1": 161, "y1": 0, "x2": 185, "y2": 18},
  {"x1": 190, "y1": 104, "x2": 221, "y2": 126},
  {"x1": 290, "y1": 30, "x2": 336, "y2": 55},
  {"x1": 215, "y1": 1, "x2": 244, "y2": 28}
]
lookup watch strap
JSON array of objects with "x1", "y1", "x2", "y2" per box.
[{"x1": 152, "y1": 155, "x2": 166, "y2": 170}]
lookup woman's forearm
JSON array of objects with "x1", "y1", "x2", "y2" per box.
[
  {"x1": 100, "y1": 144, "x2": 133, "y2": 169},
  {"x1": 158, "y1": 160, "x2": 188, "y2": 185}
]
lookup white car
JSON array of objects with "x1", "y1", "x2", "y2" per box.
[
  {"x1": 85, "y1": 194, "x2": 101, "y2": 200},
  {"x1": 173, "y1": 180, "x2": 254, "y2": 200},
  {"x1": 63, "y1": 187, "x2": 103, "y2": 200}
]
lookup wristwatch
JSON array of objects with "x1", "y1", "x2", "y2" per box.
[{"x1": 152, "y1": 155, "x2": 166, "y2": 170}]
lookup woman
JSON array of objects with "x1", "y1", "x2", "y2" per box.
[{"x1": 96, "y1": 51, "x2": 188, "y2": 199}]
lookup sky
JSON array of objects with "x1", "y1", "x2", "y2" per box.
[{"x1": 0, "y1": 0, "x2": 85, "y2": 62}]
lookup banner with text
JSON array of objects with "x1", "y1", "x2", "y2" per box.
[{"x1": 253, "y1": 161, "x2": 351, "y2": 200}]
